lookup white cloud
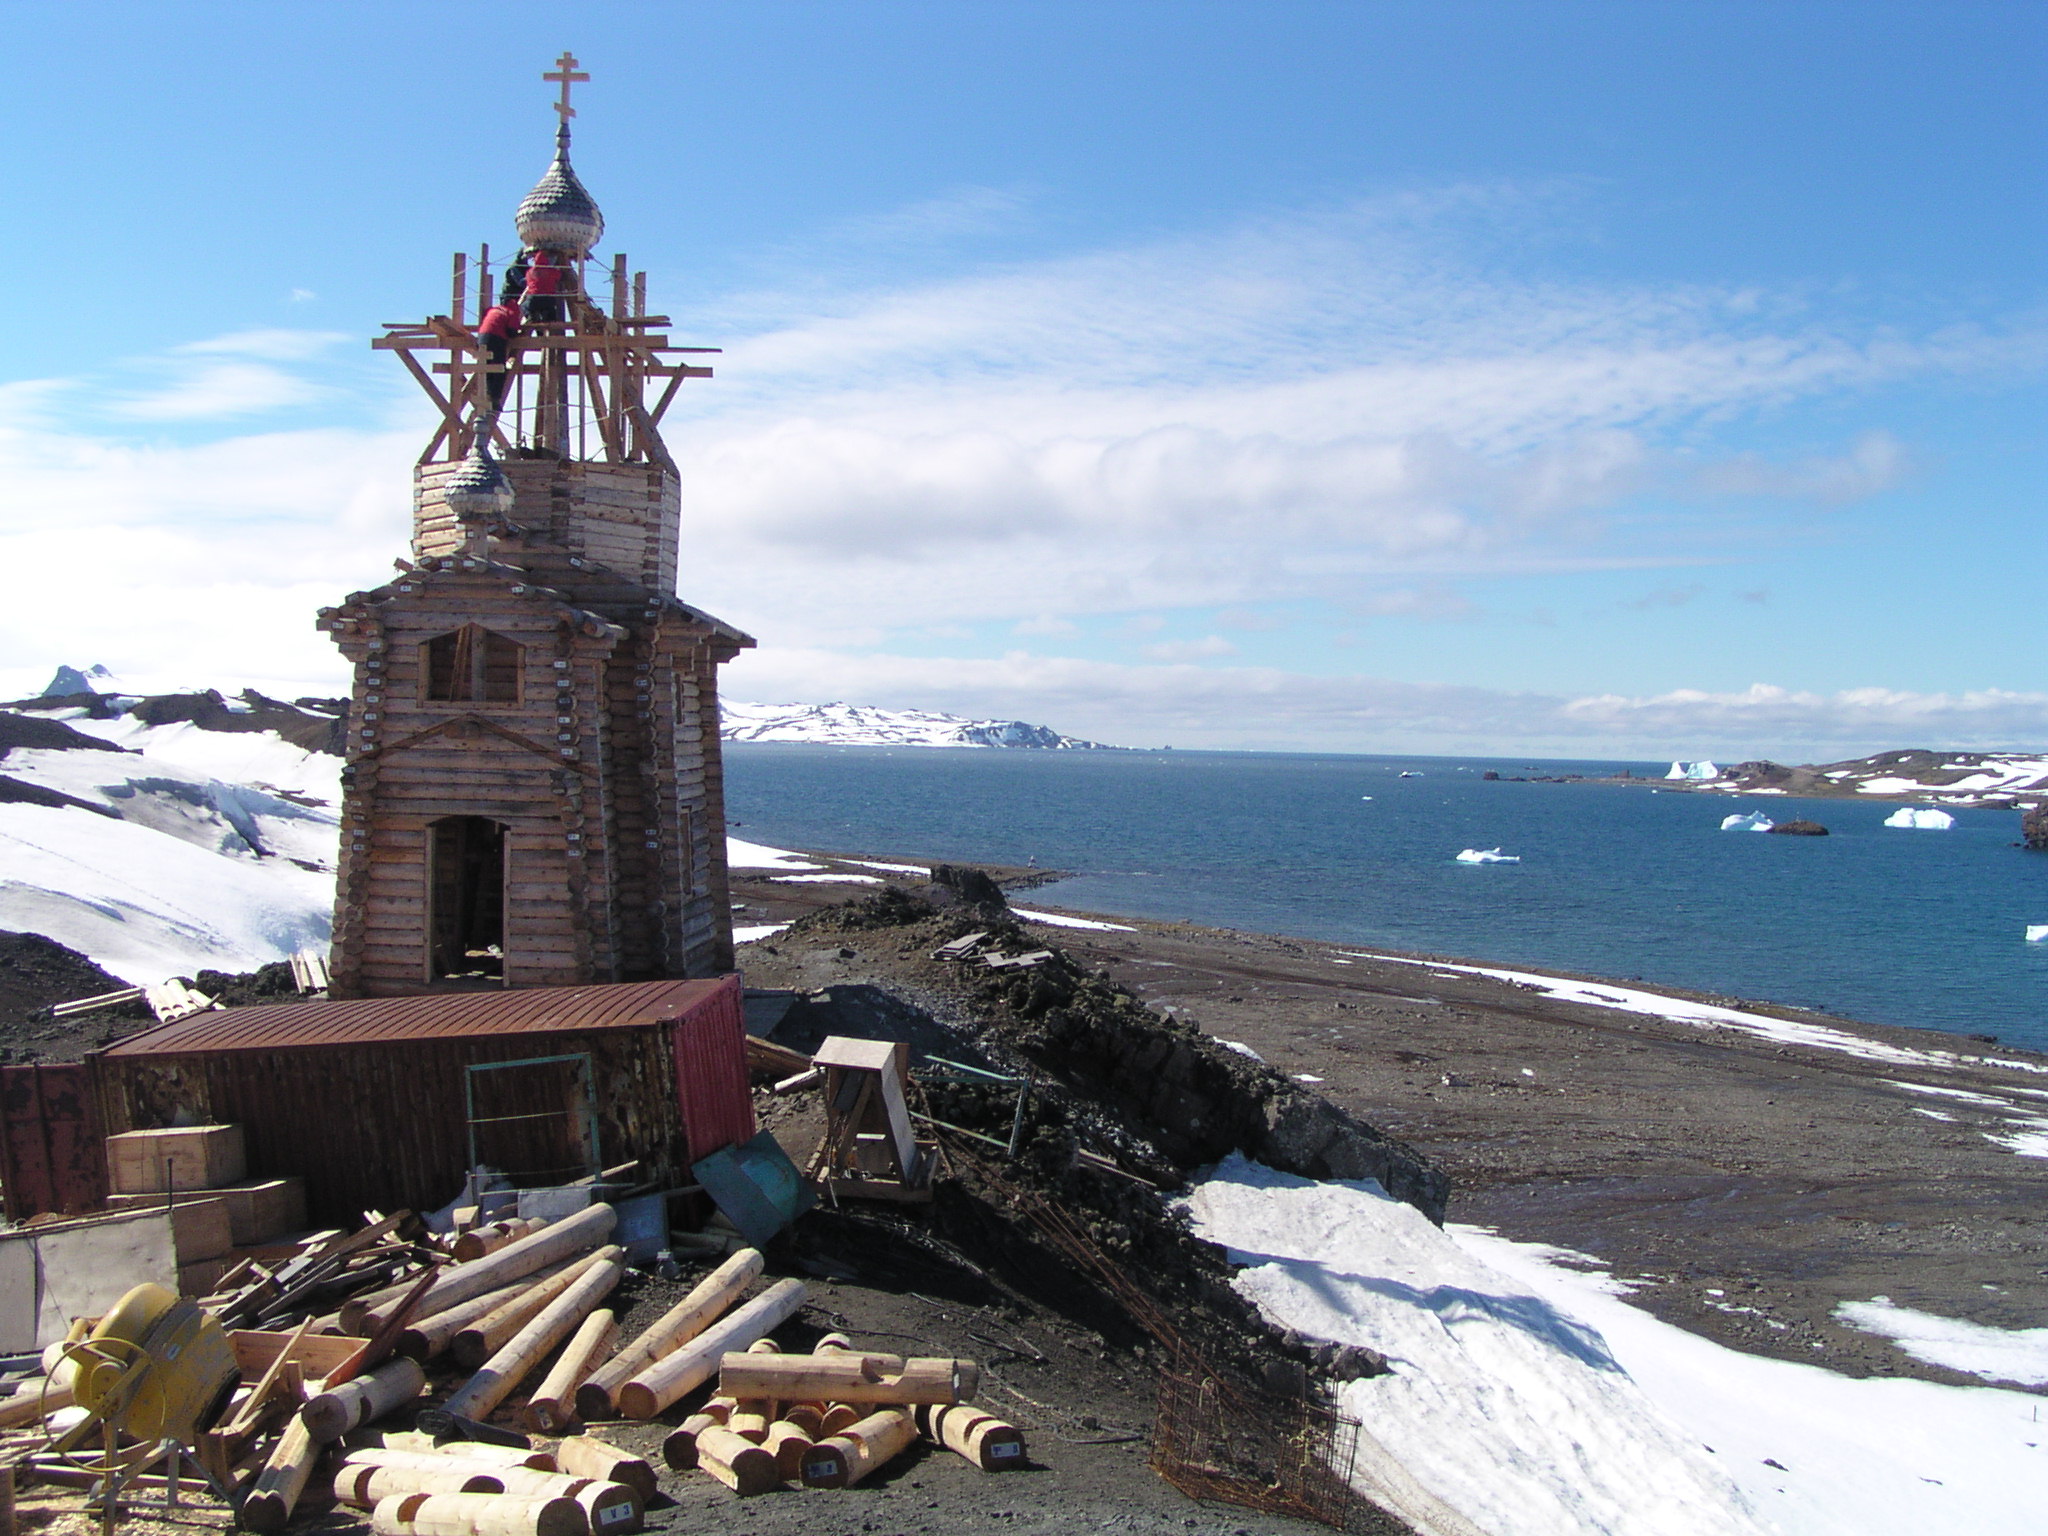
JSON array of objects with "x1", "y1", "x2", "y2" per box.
[
  {"x1": 177, "y1": 329, "x2": 350, "y2": 361},
  {"x1": 1352, "y1": 584, "x2": 1479, "y2": 621},
  {"x1": 1012, "y1": 614, "x2": 1079, "y2": 637},
  {"x1": 112, "y1": 361, "x2": 327, "y2": 420},
  {"x1": 654, "y1": 191, "x2": 2037, "y2": 644},
  {"x1": 1623, "y1": 583, "x2": 1706, "y2": 611},
  {"x1": 1688, "y1": 431, "x2": 1910, "y2": 504},
  {"x1": 0, "y1": 420, "x2": 413, "y2": 693},
  {"x1": 1141, "y1": 634, "x2": 1238, "y2": 662}
]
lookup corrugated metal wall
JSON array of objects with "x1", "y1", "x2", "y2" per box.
[{"x1": 673, "y1": 974, "x2": 753, "y2": 1165}]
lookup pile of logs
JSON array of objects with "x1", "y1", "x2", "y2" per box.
[
  {"x1": 0, "y1": 1192, "x2": 1029, "y2": 1526},
  {"x1": 662, "y1": 1333, "x2": 1025, "y2": 1495}
]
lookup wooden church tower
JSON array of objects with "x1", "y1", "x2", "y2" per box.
[{"x1": 319, "y1": 56, "x2": 752, "y2": 997}]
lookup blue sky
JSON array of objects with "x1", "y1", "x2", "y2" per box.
[{"x1": 2, "y1": 1, "x2": 2042, "y2": 754}]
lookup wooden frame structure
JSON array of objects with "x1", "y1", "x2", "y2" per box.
[{"x1": 373, "y1": 252, "x2": 716, "y2": 471}]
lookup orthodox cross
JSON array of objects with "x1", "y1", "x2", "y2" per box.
[{"x1": 544, "y1": 52, "x2": 588, "y2": 122}]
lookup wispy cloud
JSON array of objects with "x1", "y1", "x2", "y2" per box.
[
  {"x1": 1624, "y1": 583, "x2": 1706, "y2": 611},
  {"x1": 177, "y1": 329, "x2": 350, "y2": 361},
  {"x1": 658, "y1": 188, "x2": 2040, "y2": 645},
  {"x1": 84, "y1": 329, "x2": 357, "y2": 422},
  {"x1": 724, "y1": 647, "x2": 2048, "y2": 758},
  {"x1": 1141, "y1": 634, "x2": 1238, "y2": 662},
  {"x1": 112, "y1": 361, "x2": 327, "y2": 420}
]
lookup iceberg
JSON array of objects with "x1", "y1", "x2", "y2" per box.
[
  {"x1": 1884, "y1": 807, "x2": 1955, "y2": 830},
  {"x1": 1667, "y1": 760, "x2": 1722, "y2": 781},
  {"x1": 2026, "y1": 926, "x2": 2048, "y2": 944},
  {"x1": 1720, "y1": 812, "x2": 1776, "y2": 832},
  {"x1": 1455, "y1": 847, "x2": 1520, "y2": 864}
]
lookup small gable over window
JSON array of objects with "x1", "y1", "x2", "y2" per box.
[{"x1": 424, "y1": 625, "x2": 523, "y2": 704}]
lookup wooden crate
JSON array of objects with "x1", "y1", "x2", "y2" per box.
[
  {"x1": 101, "y1": 1193, "x2": 233, "y2": 1263},
  {"x1": 106, "y1": 1125, "x2": 246, "y2": 1195},
  {"x1": 207, "y1": 1177, "x2": 307, "y2": 1246}
]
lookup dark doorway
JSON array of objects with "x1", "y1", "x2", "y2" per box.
[{"x1": 430, "y1": 816, "x2": 507, "y2": 982}]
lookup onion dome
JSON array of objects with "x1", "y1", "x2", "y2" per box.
[
  {"x1": 515, "y1": 124, "x2": 604, "y2": 254},
  {"x1": 442, "y1": 444, "x2": 517, "y2": 520}
]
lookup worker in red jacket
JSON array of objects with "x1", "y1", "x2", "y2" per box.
[
  {"x1": 522, "y1": 250, "x2": 568, "y2": 323},
  {"x1": 475, "y1": 298, "x2": 522, "y2": 412}
]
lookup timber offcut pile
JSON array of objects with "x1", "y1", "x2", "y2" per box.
[{"x1": 0, "y1": 1190, "x2": 1022, "y2": 1533}]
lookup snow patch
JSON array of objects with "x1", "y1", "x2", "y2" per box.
[
  {"x1": 732, "y1": 922, "x2": 791, "y2": 944},
  {"x1": 725, "y1": 837, "x2": 825, "y2": 871},
  {"x1": 1219, "y1": 1039, "x2": 1264, "y2": 1061},
  {"x1": 0, "y1": 803, "x2": 331, "y2": 984},
  {"x1": 1183, "y1": 1157, "x2": 2048, "y2": 1536},
  {"x1": 769, "y1": 873, "x2": 885, "y2": 885},
  {"x1": 1012, "y1": 907, "x2": 1135, "y2": 931},
  {"x1": 1182, "y1": 1157, "x2": 1767, "y2": 1536},
  {"x1": 1835, "y1": 1299, "x2": 2048, "y2": 1388}
]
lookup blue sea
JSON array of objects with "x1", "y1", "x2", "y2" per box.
[{"x1": 722, "y1": 745, "x2": 2048, "y2": 1054}]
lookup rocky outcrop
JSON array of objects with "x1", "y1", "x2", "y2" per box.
[
  {"x1": 789, "y1": 890, "x2": 1449, "y2": 1224},
  {"x1": 6, "y1": 687, "x2": 349, "y2": 757},
  {"x1": 2024, "y1": 804, "x2": 2048, "y2": 851},
  {"x1": 1768, "y1": 819, "x2": 1829, "y2": 836}
]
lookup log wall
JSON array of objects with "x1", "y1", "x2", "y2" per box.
[{"x1": 319, "y1": 459, "x2": 749, "y2": 998}]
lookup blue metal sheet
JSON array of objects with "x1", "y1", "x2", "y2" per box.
[{"x1": 691, "y1": 1132, "x2": 814, "y2": 1248}]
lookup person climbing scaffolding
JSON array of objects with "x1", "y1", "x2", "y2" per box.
[
  {"x1": 522, "y1": 248, "x2": 573, "y2": 322},
  {"x1": 474, "y1": 295, "x2": 522, "y2": 412}
]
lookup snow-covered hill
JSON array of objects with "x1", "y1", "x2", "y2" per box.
[
  {"x1": 719, "y1": 700, "x2": 1113, "y2": 749},
  {"x1": 0, "y1": 688, "x2": 341, "y2": 986}
]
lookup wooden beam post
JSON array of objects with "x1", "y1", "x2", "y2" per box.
[
  {"x1": 575, "y1": 1248, "x2": 762, "y2": 1421},
  {"x1": 614, "y1": 1278, "x2": 805, "y2": 1421}
]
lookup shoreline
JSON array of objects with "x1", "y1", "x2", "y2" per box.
[{"x1": 730, "y1": 841, "x2": 2048, "y2": 1396}]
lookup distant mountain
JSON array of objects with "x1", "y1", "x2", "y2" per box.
[{"x1": 719, "y1": 700, "x2": 1117, "y2": 750}]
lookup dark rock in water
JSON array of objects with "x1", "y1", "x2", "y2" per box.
[
  {"x1": 1482, "y1": 770, "x2": 1500, "y2": 781},
  {"x1": 1768, "y1": 820, "x2": 1830, "y2": 836},
  {"x1": 928, "y1": 863, "x2": 1010, "y2": 916},
  {"x1": 2023, "y1": 803, "x2": 2048, "y2": 851}
]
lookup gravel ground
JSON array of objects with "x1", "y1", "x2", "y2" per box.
[{"x1": 731, "y1": 856, "x2": 2048, "y2": 1393}]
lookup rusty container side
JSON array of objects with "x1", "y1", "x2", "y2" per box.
[
  {"x1": 672, "y1": 973, "x2": 753, "y2": 1166},
  {"x1": 1, "y1": 1063, "x2": 109, "y2": 1220},
  {"x1": 92, "y1": 1028, "x2": 688, "y2": 1225}
]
